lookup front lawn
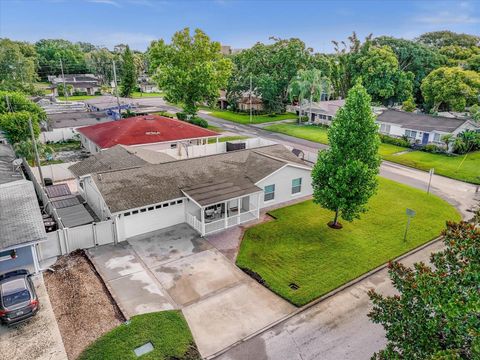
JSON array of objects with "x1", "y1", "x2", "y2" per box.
[
  {"x1": 264, "y1": 123, "x2": 480, "y2": 184},
  {"x1": 58, "y1": 95, "x2": 101, "y2": 101},
  {"x1": 208, "y1": 109, "x2": 296, "y2": 124},
  {"x1": 208, "y1": 135, "x2": 249, "y2": 144},
  {"x1": 236, "y1": 177, "x2": 460, "y2": 306},
  {"x1": 382, "y1": 150, "x2": 480, "y2": 184},
  {"x1": 48, "y1": 140, "x2": 82, "y2": 152},
  {"x1": 79, "y1": 311, "x2": 200, "y2": 360}
]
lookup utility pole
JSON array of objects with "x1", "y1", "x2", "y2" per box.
[
  {"x1": 29, "y1": 117, "x2": 44, "y2": 186},
  {"x1": 112, "y1": 60, "x2": 122, "y2": 120},
  {"x1": 5, "y1": 94, "x2": 12, "y2": 112},
  {"x1": 249, "y1": 74, "x2": 253, "y2": 124},
  {"x1": 60, "y1": 58, "x2": 68, "y2": 102},
  {"x1": 427, "y1": 168, "x2": 434, "y2": 194}
]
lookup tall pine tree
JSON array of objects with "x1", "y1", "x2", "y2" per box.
[
  {"x1": 120, "y1": 45, "x2": 137, "y2": 98},
  {"x1": 311, "y1": 82, "x2": 380, "y2": 228}
]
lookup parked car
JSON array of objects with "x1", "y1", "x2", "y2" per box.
[{"x1": 0, "y1": 270, "x2": 39, "y2": 325}]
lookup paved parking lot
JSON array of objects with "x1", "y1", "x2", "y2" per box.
[
  {"x1": 0, "y1": 275, "x2": 67, "y2": 360},
  {"x1": 88, "y1": 224, "x2": 295, "y2": 358}
]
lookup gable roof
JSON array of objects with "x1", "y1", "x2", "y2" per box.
[
  {"x1": 0, "y1": 180, "x2": 47, "y2": 250},
  {"x1": 376, "y1": 109, "x2": 479, "y2": 133},
  {"x1": 310, "y1": 99, "x2": 346, "y2": 116},
  {"x1": 0, "y1": 143, "x2": 24, "y2": 185},
  {"x1": 77, "y1": 114, "x2": 220, "y2": 149},
  {"x1": 91, "y1": 144, "x2": 309, "y2": 213}
]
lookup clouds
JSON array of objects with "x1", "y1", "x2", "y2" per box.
[
  {"x1": 88, "y1": 0, "x2": 121, "y2": 7},
  {"x1": 416, "y1": 12, "x2": 479, "y2": 25}
]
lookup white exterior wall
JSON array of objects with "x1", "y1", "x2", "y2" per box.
[
  {"x1": 79, "y1": 133, "x2": 101, "y2": 153},
  {"x1": 80, "y1": 176, "x2": 111, "y2": 220},
  {"x1": 256, "y1": 165, "x2": 313, "y2": 208},
  {"x1": 117, "y1": 199, "x2": 186, "y2": 239},
  {"x1": 378, "y1": 121, "x2": 449, "y2": 144},
  {"x1": 137, "y1": 138, "x2": 207, "y2": 152}
]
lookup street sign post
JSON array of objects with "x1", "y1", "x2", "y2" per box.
[
  {"x1": 427, "y1": 168, "x2": 434, "y2": 194},
  {"x1": 404, "y1": 208, "x2": 416, "y2": 242}
]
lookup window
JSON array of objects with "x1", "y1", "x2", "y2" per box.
[
  {"x1": 132, "y1": 210, "x2": 139, "y2": 214},
  {"x1": 147, "y1": 206, "x2": 154, "y2": 211},
  {"x1": 163, "y1": 203, "x2": 169, "y2": 207},
  {"x1": 380, "y1": 123, "x2": 391, "y2": 134},
  {"x1": 140, "y1": 208, "x2": 146, "y2": 213},
  {"x1": 124, "y1": 212, "x2": 131, "y2": 217},
  {"x1": 264, "y1": 184, "x2": 275, "y2": 202},
  {"x1": 170, "y1": 143, "x2": 177, "y2": 149},
  {"x1": 405, "y1": 129, "x2": 417, "y2": 138},
  {"x1": 292, "y1": 178, "x2": 302, "y2": 194},
  {"x1": 170, "y1": 201, "x2": 176, "y2": 206},
  {"x1": 433, "y1": 133, "x2": 441, "y2": 142},
  {"x1": 155, "y1": 204, "x2": 162, "y2": 209},
  {"x1": 176, "y1": 199, "x2": 183, "y2": 204}
]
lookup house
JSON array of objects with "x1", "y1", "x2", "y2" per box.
[
  {"x1": 83, "y1": 95, "x2": 135, "y2": 119},
  {"x1": 138, "y1": 75, "x2": 159, "y2": 93},
  {"x1": 36, "y1": 98, "x2": 87, "y2": 114},
  {"x1": 0, "y1": 144, "x2": 46, "y2": 274},
  {"x1": 237, "y1": 90, "x2": 264, "y2": 112},
  {"x1": 40, "y1": 111, "x2": 112, "y2": 143},
  {"x1": 77, "y1": 114, "x2": 220, "y2": 153},
  {"x1": 290, "y1": 99, "x2": 346, "y2": 125},
  {"x1": 69, "y1": 144, "x2": 312, "y2": 239},
  {"x1": 376, "y1": 109, "x2": 480, "y2": 149},
  {"x1": 48, "y1": 74, "x2": 101, "y2": 96}
]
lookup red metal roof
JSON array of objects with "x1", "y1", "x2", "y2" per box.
[{"x1": 77, "y1": 114, "x2": 219, "y2": 148}]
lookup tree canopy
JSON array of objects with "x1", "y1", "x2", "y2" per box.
[
  {"x1": 416, "y1": 30, "x2": 480, "y2": 48},
  {"x1": 368, "y1": 219, "x2": 480, "y2": 359},
  {"x1": 148, "y1": 28, "x2": 232, "y2": 115},
  {"x1": 35, "y1": 39, "x2": 89, "y2": 78},
  {"x1": 421, "y1": 66, "x2": 480, "y2": 112},
  {"x1": 120, "y1": 46, "x2": 137, "y2": 97},
  {"x1": 311, "y1": 82, "x2": 380, "y2": 227}
]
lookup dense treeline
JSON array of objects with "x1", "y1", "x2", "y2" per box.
[{"x1": 0, "y1": 30, "x2": 479, "y2": 113}]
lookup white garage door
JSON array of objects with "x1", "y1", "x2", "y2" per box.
[{"x1": 122, "y1": 201, "x2": 186, "y2": 239}]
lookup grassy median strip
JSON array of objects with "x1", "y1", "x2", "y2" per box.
[
  {"x1": 79, "y1": 311, "x2": 201, "y2": 360},
  {"x1": 236, "y1": 177, "x2": 460, "y2": 307},
  {"x1": 264, "y1": 123, "x2": 480, "y2": 184}
]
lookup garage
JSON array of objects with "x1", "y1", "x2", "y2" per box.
[{"x1": 120, "y1": 198, "x2": 186, "y2": 239}]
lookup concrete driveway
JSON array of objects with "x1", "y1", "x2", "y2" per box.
[
  {"x1": 0, "y1": 275, "x2": 67, "y2": 360},
  {"x1": 88, "y1": 224, "x2": 294, "y2": 358}
]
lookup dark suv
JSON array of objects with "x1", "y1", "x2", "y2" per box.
[{"x1": 0, "y1": 270, "x2": 39, "y2": 325}]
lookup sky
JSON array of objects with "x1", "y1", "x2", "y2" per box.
[{"x1": 1, "y1": 0, "x2": 479, "y2": 52}]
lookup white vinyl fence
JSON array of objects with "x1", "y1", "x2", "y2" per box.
[{"x1": 37, "y1": 220, "x2": 116, "y2": 262}]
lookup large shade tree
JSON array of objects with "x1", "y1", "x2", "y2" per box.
[
  {"x1": 368, "y1": 218, "x2": 480, "y2": 360},
  {"x1": 120, "y1": 46, "x2": 137, "y2": 97},
  {"x1": 148, "y1": 28, "x2": 232, "y2": 115},
  {"x1": 35, "y1": 39, "x2": 88, "y2": 79},
  {"x1": 416, "y1": 30, "x2": 480, "y2": 49},
  {"x1": 311, "y1": 82, "x2": 380, "y2": 228},
  {"x1": 421, "y1": 67, "x2": 480, "y2": 112}
]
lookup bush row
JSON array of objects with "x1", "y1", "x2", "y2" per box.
[{"x1": 175, "y1": 112, "x2": 209, "y2": 128}]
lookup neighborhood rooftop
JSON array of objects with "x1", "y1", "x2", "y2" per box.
[
  {"x1": 77, "y1": 114, "x2": 220, "y2": 149},
  {"x1": 376, "y1": 109, "x2": 479, "y2": 133},
  {"x1": 0, "y1": 180, "x2": 47, "y2": 249},
  {"x1": 88, "y1": 144, "x2": 308, "y2": 213},
  {"x1": 69, "y1": 144, "x2": 174, "y2": 177},
  {"x1": 45, "y1": 111, "x2": 111, "y2": 129},
  {"x1": 0, "y1": 143, "x2": 24, "y2": 185}
]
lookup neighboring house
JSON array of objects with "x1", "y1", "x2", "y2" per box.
[
  {"x1": 217, "y1": 90, "x2": 228, "y2": 110},
  {"x1": 290, "y1": 99, "x2": 346, "y2": 125},
  {"x1": 0, "y1": 144, "x2": 46, "y2": 274},
  {"x1": 138, "y1": 75, "x2": 159, "y2": 93},
  {"x1": 48, "y1": 74, "x2": 101, "y2": 96},
  {"x1": 83, "y1": 95, "x2": 135, "y2": 119},
  {"x1": 237, "y1": 90, "x2": 264, "y2": 112},
  {"x1": 77, "y1": 114, "x2": 220, "y2": 153},
  {"x1": 36, "y1": 98, "x2": 87, "y2": 114},
  {"x1": 69, "y1": 144, "x2": 312, "y2": 239},
  {"x1": 376, "y1": 109, "x2": 480, "y2": 150},
  {"x1": 40, "y1": 111, "x2": 112, "y2": 143}
]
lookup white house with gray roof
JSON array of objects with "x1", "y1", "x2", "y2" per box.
[
  {"x1": 376, "y1": 109, "x2": 479, "y2": 150},
  {"x1": 70, "y1": 144, "x2": 313, "y2": 239}
]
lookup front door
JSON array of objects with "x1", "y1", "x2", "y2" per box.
[{"x1": 422, "y1": 132, "x2": 429, "y2": 144}]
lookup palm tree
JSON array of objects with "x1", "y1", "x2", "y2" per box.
[{"x1": 288, "y1": 69, "x2": 331, "y2": 124}]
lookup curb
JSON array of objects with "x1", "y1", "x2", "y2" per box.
[{"x1": 206, "y1": 235, "x2": 445, "y2": 359}]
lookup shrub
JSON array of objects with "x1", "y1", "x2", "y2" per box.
[
  {"x1": 73, "y1": 90, "x2": 87, "y2": 96},
  {"x1": 176, "y1": 112, "x2": 187, "y2": 120},
  {"x1": 402, "y1": 97, "x2": 416, "y2": 112},
  {"x1": 189, "y1": 117, "x2": 208, "y2": 128},
  {"x1": 422, "y1": 144, "x2": 446, "y2": 154},
  {"x1": 157, "y1": 111, "x2": 174, "y2": 118},
  {"x1": 379, "y1": 134, "x2": 411, "y2": 148}
]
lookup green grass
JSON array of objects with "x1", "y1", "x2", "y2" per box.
[
  {"x1": 79, "y1": 311, "x2": 200, "y2": 360},
  {"x1": 236, "y1": 177, "x2": 460, "y2": 307},
  {"x1": 265, "y1": 123, "x2": 329, "y2": 144},
  {"x1": 208, "y1": 135, "x2": 249, "y2": 144},
  {"x1": 48, "y1": 140, "x2": 82, "y2": 151},
  {"x1": 131, "y1": 91, "x2": 164, "y2": 98},
  {"x1": 382, "y1": 150, "x2": 480, "y2": 184},
  {"x1": 264, "y1": 123, "x2": 480, "y2": 184},
  {"x1": 207, "y1": 109, "x2": 296, "y2": 124}
]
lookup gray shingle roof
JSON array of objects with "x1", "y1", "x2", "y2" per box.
[
  {"x1": 0, "y1": 180, "x2": 47, "y2": 250},
  {"x1": 376, "y1": 109, "x2": 478, "y2": 133},
  {"x1": 92, "y1": 145, "x2": 309, "y2": 213},
  {"x1": 46, "y1": 111, "x2": 111, "y2": 129}
]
